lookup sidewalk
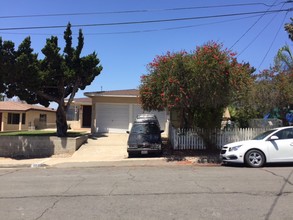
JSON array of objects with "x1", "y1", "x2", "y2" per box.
[
  {"x1": 0, "y1": 133, "x2": 168, "y2": 168},
  {"x1": 0, "y1": 133, "x2": 221, "y2": 168}
]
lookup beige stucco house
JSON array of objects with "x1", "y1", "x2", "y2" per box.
[
  {"x1": 67, "y1": 89, "x2": 168, "y2": 134},
  {"x1": 68, "y1": 89, "x2": 232, "y2": 134},
  {"x1": 0, "y1": 101, "x2": 56, "y2": 132}
]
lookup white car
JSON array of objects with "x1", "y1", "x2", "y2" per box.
[{"x1": 220, "y1": 126, "x2": 293, "y2": 167}]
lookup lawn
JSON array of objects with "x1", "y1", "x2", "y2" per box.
[{"x1": 0, "y1": 130, "x2": 88, "y2": 137}]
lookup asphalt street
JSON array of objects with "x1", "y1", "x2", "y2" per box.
[{"x1": 0, "y1": 165, "x2": 292, "y2": 220}]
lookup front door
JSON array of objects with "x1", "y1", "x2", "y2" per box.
[{"x1": 82, "y1": 105, "x2": 92, "y2": 127}]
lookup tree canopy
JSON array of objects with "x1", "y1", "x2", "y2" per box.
[
  {"x1": 0, "y1": 23, "x2": 103, "y2": 136},
  {"x1": 139, "y1": 41, "x2": 254, "y2": 129},
  {"x1": 236, "y1": 19, "x2": 293, "y2": 126}
]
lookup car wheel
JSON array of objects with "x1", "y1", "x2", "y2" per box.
[
  {"x1": 156, "y1": 151, "x2": 163, "y2": 157},
  {"x1": 128, "y1": 152, "x2": 135, "y2": 158},
  {"x1": 245, "y1": 149, "x2": 265, "y2": 168}
]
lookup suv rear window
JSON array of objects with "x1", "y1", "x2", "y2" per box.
[{"x1": 131, "y1": 123, "x2": 160, "y2": 134}]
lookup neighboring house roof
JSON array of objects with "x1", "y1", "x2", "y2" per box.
[
  {"x1": 84, "y1": 89, "x2": 139, "y2": 98},
  {"x1": 0, "y1": 101, "x2": 56, "y2": 112}
]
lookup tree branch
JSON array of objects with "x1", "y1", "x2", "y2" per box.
[{"x1": 36, "y1": 91, "x2": 60, "y2": 104}]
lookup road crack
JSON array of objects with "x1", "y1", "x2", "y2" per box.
[
  {"x1": 264, "y1": 169, "x2": 293, "y2": 220},
  {"x1": 0, "y1": 169, "x2": 20, "y2": 177},
  {"x1": 35, "y1": 198, "x2": 60, "y2": 220},
  {"x1": 34, "y1": 175, "x2": 86, "y2": 220},
  {"x1": 263, "y1": 169, "x2": 293, "y2": 186}
]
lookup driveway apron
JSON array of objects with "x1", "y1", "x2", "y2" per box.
[{"x1": 71, "y1": 133, "x2": 128, "y2": 162}]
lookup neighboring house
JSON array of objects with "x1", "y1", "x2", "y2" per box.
[
  {"x1": 0, "y1": 101, "x2": 56, "y2": 132},
  {"x1": 70, "y1": 89, "x2": 168, "y2": 134}
]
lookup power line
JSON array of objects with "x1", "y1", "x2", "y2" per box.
[
  {"x1": 0, "y1": 2, "x2": 287, "y2": 19},
  {"x1": 258, "y1": 11, "x2": 289, "y2": 69},
  {"x1": 0, "y1": 8, "x2": 291, "y2": 31},
  {"x1": 238, "y1": 12, "x2": 281, "y2": 57},
  {"x1": 230, "y1": 0, "x2": 279, "y2": 49},
  {"x1": 0, "y1": 14, "x2": 264, "y2": 36},
  {"x1": 237, "y1": 1, "x2": 286, "y2": 56}
]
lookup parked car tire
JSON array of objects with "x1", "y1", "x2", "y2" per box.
[
  {"x1": 156, "y1": 151, "x2": 163, "y2": 157},
  {"x1": 128, "y1": 152, "x2": 136, "y2": 158},
  {"x1": 245, "y1": 149, "x2": 265, "y2": 168}
]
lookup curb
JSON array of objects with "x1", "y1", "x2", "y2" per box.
[
  {"x1": 0, "y1": 160, "x2": 222, "y2": 169},
  {"x1": 0, "y1": 155, "x2": 222, "y2": 169}
]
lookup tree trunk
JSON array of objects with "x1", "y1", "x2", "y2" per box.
[
  {"x1": 197, "y1": 129, "x2": 217, "y2": 152},
  {"x1": 56, "y1": 105, "x2": 68, "y2": 137}
]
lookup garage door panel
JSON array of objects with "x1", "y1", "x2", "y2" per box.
[{"x1": 96, "y1": 104, "x2": 129, "y2": 133}]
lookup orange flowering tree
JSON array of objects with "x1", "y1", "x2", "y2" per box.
[{"x1": 140, "y1": 41, "x2": 254, "y2": 130}]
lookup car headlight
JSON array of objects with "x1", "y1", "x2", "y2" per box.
[{"x1": 229, "y1": 145, "x2": 242, "y2": 152}]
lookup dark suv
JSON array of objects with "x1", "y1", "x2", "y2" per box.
[
  {"x1": 134, "y1": 113, "x2": 160, "y2": 128},
  {"x1": 127, "y1": 121, "x2": 163, "y2": 157}
]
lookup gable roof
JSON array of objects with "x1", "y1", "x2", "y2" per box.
[
  {"x1": 0, "y1": 101, "x2": 56, "y2": 112},
  {"x1": 84, "y1": 89, "x2": 139, "y2": 98}
]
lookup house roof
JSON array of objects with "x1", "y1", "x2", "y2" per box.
[
  {"x1": 0, "y1": 101, "x2": 56, "y2": 112},
  {"x1": 84, "y1": 89, "x2": 139, "y2": 98},
  {"x1": 71, "y1": 97, "x2": 92, "y2": 104}
]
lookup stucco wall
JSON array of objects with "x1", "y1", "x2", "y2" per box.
[
  {"x1": 0, "y1": 135, "x2": 88, "y2": 158},
  {"x1": 30, "y1": 110, "x2": 56, "y2": 129},
  {"x1": 91, "y1": 96, "x2": 139, "y2": 104},
  {"x1": 67, "y1": 121, "x2": 81, "y2": 130},
  {"x1": 67, "y1": 104, "x2": 83, "y2": 129}
]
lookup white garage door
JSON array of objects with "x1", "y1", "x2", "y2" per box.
[
  {"x1": 96, "y1": 103, "x2": 129, "y2": 133},
  {"x1": 133, "y1": 105, "x2": 167, "y2": 130}
]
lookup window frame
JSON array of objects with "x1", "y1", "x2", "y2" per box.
[{"x1": 7, "y1": 113, "x2": 21, "y2": 125}]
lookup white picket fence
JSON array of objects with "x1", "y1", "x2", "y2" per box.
[{"x1": 169, "y1": 127, "x2": 269, "y2": 150}]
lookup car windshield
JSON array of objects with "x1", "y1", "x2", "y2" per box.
[
  {"x1": 252, "y1": 129, "x2": 278, "y2": 140},
  {"x1": 131, "y1": 123, "x2": 160, "y2": 134}
]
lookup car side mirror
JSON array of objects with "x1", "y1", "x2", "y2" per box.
[
  {"x1": 160, "y1": 130, "x2": 164, "y2": 133},
  {"x1": 270, "y1": 135, "x2": 279, "y2": 141}
]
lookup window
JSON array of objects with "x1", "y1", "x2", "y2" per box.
[
  {"x1": 8, "y1": 113, "x2": 20, "y2": 124},
  {"x1": 66, "y1": 106, "x2": 79, "y2": 121},
  {"x1": 40, "y1": 114, "x2": 47, "y2": 122}
]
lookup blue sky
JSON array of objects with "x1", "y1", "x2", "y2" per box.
[{"x1": 0, "y1": 0, "x2": 292, "y2": 104}]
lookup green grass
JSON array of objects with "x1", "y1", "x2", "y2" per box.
[{"x1": 0, "y1": 130, "x2": 88, "y2": 137}]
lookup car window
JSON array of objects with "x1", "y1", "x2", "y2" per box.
[
  {"x1": 131, "y1": 124, "x2": 146, "y2": 133},
  {"x1": 145, "y1": 124, "x2": 160, "y2": 134},
  {"x1": 253, "y1": 129, "x2": 277, "y2": 140},
  {"x1": 274, "y1": 128, "x2": 293, "y2": 140},
  {"x1": 131, "y1": 123, "x2": 160, "y2": 134}
]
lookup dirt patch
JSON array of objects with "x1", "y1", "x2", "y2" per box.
[{"x1": 162, "y1": 139, "x2": 222, "y2": 164}]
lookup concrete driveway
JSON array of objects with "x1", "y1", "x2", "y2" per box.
[{"x1": 71, "y1": 133, "x2": 129, "y2": 162}]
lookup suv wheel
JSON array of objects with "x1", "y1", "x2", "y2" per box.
[{"x1": 128, "y1": 152, "x2": 135, "y2": 158}]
